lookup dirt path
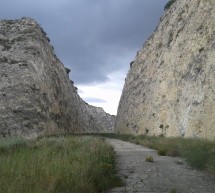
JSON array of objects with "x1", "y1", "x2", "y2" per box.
[{"x1": 105, "y1": 138, "x2": 215, "y2": 193}]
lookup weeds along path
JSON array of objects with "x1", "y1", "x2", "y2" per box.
[{"x1": 105, "y1": 138, "x2": 215, "y2": 193}]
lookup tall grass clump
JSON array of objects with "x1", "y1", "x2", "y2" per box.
[
  {"x1": 0, "y1": 136, "x2": 122, "y2": 193},
  {"x1": 100, "y1": 133, "x2": 215, "y2": 173},
  {"x1": 181, "y1": 139, "x2": 215, "y2": 170}
]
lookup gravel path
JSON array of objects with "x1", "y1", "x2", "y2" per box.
[{"x1": 105, "y1": 138, "x2": 215, "y2": 193}]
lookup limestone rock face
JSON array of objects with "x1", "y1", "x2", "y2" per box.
[
  {"x1": 116, "y1": 0, "x2": 215, "y2": 139},
  {"x1": 0, "y1": 18, "x2": 115, "y2": 138},
  {"x1": 81, "y1": 104, "x2": 115, "y2": 133}
]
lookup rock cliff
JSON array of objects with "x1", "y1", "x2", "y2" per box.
[
  {"x1": 0, "y1": 18, "x2": 115, "y2": 138},
  {"x1": 116, "y1": 0, "x2": 215, "y2": 139}
]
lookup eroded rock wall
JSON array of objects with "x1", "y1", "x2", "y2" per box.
[
  {"x1": 116, "y1": 0, "x2": 215, "y2": 139},
  {"x1": 0, "y1": 18, "x2": 114, "y2": 138},
  {"x1": 81, "y1": 104, "x2": 115, "y2": 133}
]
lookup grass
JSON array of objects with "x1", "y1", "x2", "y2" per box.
[
  {"x1": 170, "y1": 189, "x2": 177, "y2": 193},
  {"x1": 145, "y1": 156, "x2": 153, "y2": 162},
  {"x1": 0, "y1": 136, "x2": 122, "y2": 193},
  {"x1": 100, "y1": 133, "x2": 215, "y2": 173}
]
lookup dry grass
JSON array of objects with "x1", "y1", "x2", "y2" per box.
[{"x1": 0, "y1": 136, "x2": 122, "y2": 193}]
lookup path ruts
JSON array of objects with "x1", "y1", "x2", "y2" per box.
[{"x1": 105, "y1": 138, "x2": 215, "y2": 193}]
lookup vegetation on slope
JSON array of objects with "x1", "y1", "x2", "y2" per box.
[
  {"x1": 101, "y1": 133, "x2": 215, "y2": 173},
  {"x1": 164, "y1": 0, "x2": 177, "y2": 10},
  {"x1": 0, "y1": 136, "x2": 122, "y2": 193}
]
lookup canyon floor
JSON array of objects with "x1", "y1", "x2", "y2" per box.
[{"x1": 105, "y1": 138, "x2": 215, "y2": 193}]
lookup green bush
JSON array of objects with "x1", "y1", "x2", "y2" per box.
[
  {"x1": 64, "y1": 67, "x2": 71, "y2": 75},
  {"x1": 164, "y1": 0, "x2": 177, "y2": 10},
  {"x1": 185, "y1": 149, "x2": 209, "y2": 169},
  {"x1": 158, "y1": 148, "x2": 167, "y2": 156},
  {"x1": 182, "y1": 139, "x2": 214, "y2": 170},
  {"x1": 145, "y1": 156, "x2": 154, "y2": 162}
]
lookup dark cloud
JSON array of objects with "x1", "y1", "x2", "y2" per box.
[
  {"x1": 83, "y1": 97, "x2": 106, "y2": 104},
  {"x1": 0, "y1": 0, "x2": 168, "y2": 84}
]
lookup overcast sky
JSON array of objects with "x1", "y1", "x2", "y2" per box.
[{"x1": 0, "y1": 0, "x2": 168, "y2": 115}]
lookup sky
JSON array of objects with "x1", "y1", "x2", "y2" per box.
[{"x1": 0, "y1": 0, "x2": 168, "y2": 115}]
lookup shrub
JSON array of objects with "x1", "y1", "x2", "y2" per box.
[
  {"x1": 64, "y1": 67, "x2": 71, "y2": 75},
  {"x1": 145, "y1": 156, "x2": 154, "y2": 162},
  {"x1": 158, "y1": 148, "x2": 167, "y2": 156},
  {"x1": 185, "y1": 149, "x2": 209, "y2": 169},
  {"x1": 164, "y1": 0, "x2": 177, "y2": 11},
  {"x1": 182, "y1": 139, "x2": 213, "y2": 170},
  {"x1": 206, "y1": 159, "x2": 215, "y2": 172}
]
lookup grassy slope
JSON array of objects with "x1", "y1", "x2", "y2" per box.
[
  {"x1": 101, "y1": 133, "x2": 215, "y2": 173},
  {"x1": 0, "y1": 136, "x2": 122, "y2": 193}
]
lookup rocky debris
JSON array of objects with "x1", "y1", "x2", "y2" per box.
[
  {"x1": 116, "y1": 0, "x2": 215, "y2": 139},
  {"x1": 0, "y1": 17, "x2": 115, "y2": 138}
]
